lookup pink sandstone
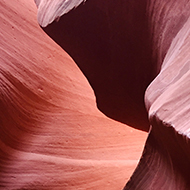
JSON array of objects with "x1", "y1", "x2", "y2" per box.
[
  {"x1": 0, "y1": 0, "x2": 146, "y2": 189},
  {"x1": 35, "y1": 0, "x2": 190, "y2": 189},
  {"x1": 1, "y1": 0, "x2": 190, "y2": 189}
]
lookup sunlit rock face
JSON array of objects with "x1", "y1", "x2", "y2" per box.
[
  {"x1": 0, "y1": 0, "x2": 147, "y2": 189},
  {"x1": 34, "y1": 0, "x2": 190, "y2": 190}
]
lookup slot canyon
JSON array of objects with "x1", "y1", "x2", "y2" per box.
[{"x1": 0, "y1": 0, "x2": 190, "y2": 189}]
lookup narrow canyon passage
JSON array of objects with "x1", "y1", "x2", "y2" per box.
[{"x1": 0, "y1": 0, "x2": 147, "y2": 189}]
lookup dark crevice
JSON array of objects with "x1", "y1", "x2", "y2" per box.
[{"x1": 42, "y1": 0, "x2": 157, "y2": 131}]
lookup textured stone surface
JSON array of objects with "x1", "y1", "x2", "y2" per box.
[
  {"x1": 40, "y1": 0, "x2": 156, "y2": 131},
  {"x1": 0, "y1": 0, "x2": 147, "y2": 189},
  {"x1": 2, "y1": 0, "x2": 190, "y2": 189},
  {"x1": 34, "y1": 0, "x2": 190, "y2": 189},
  {"x1": 125, "y1": 1, "x2": 190, "y2": 189},
  {"x1": 35, "y1": 0, "x2": 86, "y2": 27}
]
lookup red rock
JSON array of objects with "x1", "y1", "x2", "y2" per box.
[
  {"x1": 34, "y1": 0, "x2": 190, "y2": 189},
  {"x1": 0, "y1": 0, "x2": 147, "y2": 189},
  {"x1": 125, "y1": 1, "x2": 190, "y2": 189},
  {"x1": 37, "y1": 0, "x2": 156, "y2": 131}
]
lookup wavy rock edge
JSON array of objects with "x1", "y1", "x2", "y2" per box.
[{"x1": 124, "y1": 113, "x2": 190, "y2": 189}]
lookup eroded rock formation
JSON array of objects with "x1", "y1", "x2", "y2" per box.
[
  {"x1": 1, "y1": 0, "x2": 190, "y2": 189},
  {"x1": 0, "y1": 0, "x2": 147, "y2": 189},
  {"x1": 34, "y1": 0, "x2": 190, "y2": 190},
  {"x1": 124, "y1": 1, "x2": 190, "y2": 189},
  {"x1": 38, "y1": 0, "x2": 156, "y2": 131}
]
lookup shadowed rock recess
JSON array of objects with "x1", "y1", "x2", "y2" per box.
[
  {"x1": 0, "y1": 0, "x2": 190, "y2": 189},
  {"x1": 0, "y1": 0, "x2": 146, "y2": 190}
]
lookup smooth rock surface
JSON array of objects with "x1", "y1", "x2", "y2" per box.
[
  {"x1": 125, "y1": 1, "x2": 190, "y2": 189},
  {"x1": 34, "y1": 0, "x2": 190, "y2": 189},
  {"x1": 39, "y1": 0, "x2": 156, "y2": 131},
  {"x1": 0, "y1": 0, "x2": 147, "y2": 189}
]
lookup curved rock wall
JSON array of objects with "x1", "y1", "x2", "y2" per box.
[
  {"x1": 39, "y1": 0, "x2": 155, "y2": 131},
  {"x1": 34, "y1": 0, "x2": 190, "y2": 190},
  {"x1": 125, "y1": 1, "x2": 190, "y2": 189},
  {"x1": 0, "y1": 0, "x2": 147, "y2": 189},
  {"x1": 1, "y1": 0, "x2": 190, "y2": 189}
]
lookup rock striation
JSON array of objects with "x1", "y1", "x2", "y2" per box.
[
  {"x1": 1, "y1": 0, "x2": 190, "y2": 189},
  {"x1": 0, "y1": 0, "x2": 147, "y2": 189},
  {"x1": 125, "y1": 1, "x2": 190, "y2": 189},
  {"x1": 38, "y1": 0, "x2": 156, "y2": 131},
  {"x1": 34, "y1": 0, "x2": 190, "y2": 190}
]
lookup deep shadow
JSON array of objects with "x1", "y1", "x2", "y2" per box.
[{"x1": 43, "y1": 0, "x2": 157, "y2": 131}]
